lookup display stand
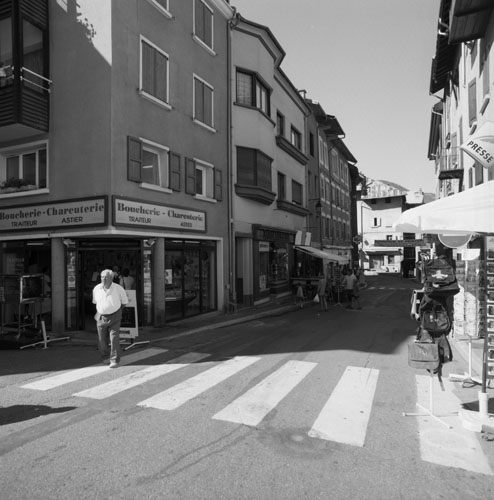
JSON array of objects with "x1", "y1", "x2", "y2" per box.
[
  {"x1": 20, "y1": 320, "x2": 70, "y2": 350},
  {"x1": 403, "y1": 372, "x2": 456, "y2": 429},
  {"x1": 449, "y1": 337, "x2": 482, "y2": 387}
]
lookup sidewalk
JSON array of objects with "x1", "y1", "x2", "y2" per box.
[{"x1": 50, "y1": 293, "x2": 299, "y2": 348}]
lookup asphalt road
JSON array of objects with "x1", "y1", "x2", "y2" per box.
[{"x1": 1, "y1": 274, "x2": 493, "y2": 499}]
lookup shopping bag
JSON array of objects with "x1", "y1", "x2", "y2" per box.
[
  {"x1": 408, "y1": 342, "x2": 440, "y2": 371},
  {"x1": 313, "y1": 293, "x2": 320, "y2": 304}
]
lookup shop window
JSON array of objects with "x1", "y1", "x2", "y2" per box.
[
  {"x1": 140, "y1": 37, "x2": 169, "y2": 107},
  {"x1": 185, "y1": 158, "x2": 222, "y2": 201},
  {"x1": 193, "y1": 75, "x2": 214, "y2": 129},
  {"x1": 0, "y1": 142, "x2": 48, "y2": 195},
  {"x1": 194, "y1": 0, "x2": 214, "y2": 52},
  {"x1": 236, "y1": 69, "x2": 270, "y2": 116},
  {"x1": 165, "y1": 240, "x2": 216, "y2": 321},
  {"x1": 127, "y1": 136, "x2": 181, "y2": 192}
]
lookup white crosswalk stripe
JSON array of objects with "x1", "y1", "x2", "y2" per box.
[
  {"x1": 213, "y1": 360, "x2": 316, "y2": 426},
  {"x1": 308, "y1": 366, "x2": 379, "y2": 447},
  {"x1": 15, "y1": 347, "x2": 493, "y2": 474},
  {"x1": 73, "y1": 352, "x2": 209, "y2": 400},
  {"x1": 137, "y1": 356, "x2": 260, "y2": 410},
  {"x1": 20, "y1": 348, "x2": 167, "y2": 391}
]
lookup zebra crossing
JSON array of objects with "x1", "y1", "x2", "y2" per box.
[{"x1": 18, "y1": 347, "x2": 492, "y2": 475}]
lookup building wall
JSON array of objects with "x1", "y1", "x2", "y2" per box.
[{"x1": 0, "y1": 0, "x2": 233, "y2": 333}]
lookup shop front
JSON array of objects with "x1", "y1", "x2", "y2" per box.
[
  {"x1": 252, "y1": 225, "x2": 294, "y2": 303},
  {"x1": 0, "y1": 196, "x2": 223, "y2": 336}
]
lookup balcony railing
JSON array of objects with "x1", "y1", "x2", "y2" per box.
[{"x1": 0, "y1": 65, "x2": 51, "y2": 140}]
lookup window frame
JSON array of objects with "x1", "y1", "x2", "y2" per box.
[
  {"x1": 291, "y1": 180, "x2": 303, "y2": 206},
  {"x1": 193, "y1": 0, "x2": 215, "y2": 53},
  {"x1": 146, "y1": 0, "x2": 172, "y2": 18},
  {"x1": 277, "y1": 172, "x2": 286, "y2": 201},
  {"x1": 0, "y1": 141, "x2": 49, "y2": 197},
  {"x1": 193, "y1": 74, "x2": 215, "y2": 130},
  {"x1": 235, "y1": 69, "x2": 271, "y2": 116},
  {"x1": 236, "y1": 146, "x2": 273, "y2": 191},
  {"x1": 139, "y1": 36, "x2": 170, "y2": 108},
  {"x1": 140, "y1": 139, "x2": 171, "y2": 191},
  {"x1": 290, "y1": 126, "x2": 302, "y2": 150},
  {"x1": 276, "y1": 112, "x2": 285, "y2": 137}
]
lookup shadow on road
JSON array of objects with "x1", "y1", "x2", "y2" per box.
[{"x1": 0, "y1": 405, "x2": 77, "y2": 426}]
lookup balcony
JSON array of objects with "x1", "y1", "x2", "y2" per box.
[
  {"x1": 438, "y1": 148, "x2": 464, "y2": 180},
  {"x1": 0, "y1": 0, "x2": 50, "y2": 142},
  {"x1": 0, "y1": 66, "x2": 51, "y2": 142}
]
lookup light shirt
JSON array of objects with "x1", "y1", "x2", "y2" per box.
[
  {"x1": 92, "y1": 282, "x2": 129, "y2": 315},
  {"x1": 343, "y1": 274, "x2": 357, "y2": 290}
]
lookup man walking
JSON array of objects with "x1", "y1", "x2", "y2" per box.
[
  {"x1": 92, "y1": 269, "x2": 129, "y2": 368},
  {"x1": 343, "y1": 268, "x2": 360, "y2": 310}
]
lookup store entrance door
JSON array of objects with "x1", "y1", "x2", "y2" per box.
[{"x1": 78, "y1": 241, "x2": 141, "y2": 331}]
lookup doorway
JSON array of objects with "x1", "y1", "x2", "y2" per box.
[{"x1": 78, "y1": 240, "x2": 141, "y2": 331}]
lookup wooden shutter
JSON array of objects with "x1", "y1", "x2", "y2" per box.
[
  {"x1": 169, "y1": 152, "x2": 181, "y2": 191},
  {"x1": 127, "y1": 136, "x2": 142, "y2": 182},
  {"x1": 185, "y1": 158, "x2": 196, "y2": 194},
  {"x1": 214, "y1": 169, "x2": 223, "y2": 201}
]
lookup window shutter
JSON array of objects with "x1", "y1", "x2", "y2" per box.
[
  {"x1": 127, "y1": 136, "x2": 142, "y2": 182},
  {"x1": 169, "y1": 152, "x2": 181, "y2": 191},
  {"x1": 185, "y1": 158, "x2": 196, "y2": 194},
  {"x1": 214, "y1": 169, "x2": 223, "y2": 201}
]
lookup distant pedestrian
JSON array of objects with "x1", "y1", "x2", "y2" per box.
[
  {"x1": 316, "y1": 273, "x2": 328, "y2": 311},
  {"x1": 343, "y1": 269, "x2": 360, "y2": 309},
  {"x1": 93, "y1": 269, "x2": 129, "y2": 368},
  {"x1": 119, "y1": 268, "x2": 135, "y2": 290},
  {"x1": 295, "y1": 284, "x2": 305, "y2": 308}
]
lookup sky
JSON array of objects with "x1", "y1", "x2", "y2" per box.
[{"x1": 231, "y1": 0, "x2": 441, "y2": 193}]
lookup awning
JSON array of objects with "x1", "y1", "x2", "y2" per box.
[
  {"x1": 460, "y1": 121, "x2": 494, "y2": 169},
  {"x1": 393, "y1": 180, "x2": 494, "y2": 235},
  {"x1": 295, "y1": 245, "x2": 348, "y2": 264},
  {"x1": 364, "y1": 247, "x2": 402, "y2": 254}
]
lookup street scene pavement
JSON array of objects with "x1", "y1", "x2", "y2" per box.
[{"x1": 1, "y1": 274, "x2": 493, "y2": 500}]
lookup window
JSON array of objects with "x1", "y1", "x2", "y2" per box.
[
  {"x1": 386, "y1": 235, "x2": 393, "y2": 241},
  {"x1": 127, "y1": 136, "x2": 180, "y2": 191},
  {"x1": 309, "y1": 132, "x2": 314, "y2": 156},
  {"x1": 372, "y1": 217, "x2": 381, "y2": 228},
  {"x1": 468, "y1": 79, "x2": 477, "y2": 126},
  {"x1": 194, "y1": 0, "x2": 214, "y2": 51},
  {"x1": 236, "y1": 70, "x2": 270, "y2": 116},
  {"x1": 147, "y1": 0, "x2": 170, "y2": 16},
  {"x1": 185, "y1": 158, "x2": 222, "y2": 201},
  {"x1": 0, "y1": 142, "x2": 47, "y2": 194},
  {"x1": 277, "y1": 172, "x2": 286, "y2": 201},
  {"x1": 276, "y1": 112, "x2": 285, "y2": 137},
  {"x1": 236, "y1": 147, "x2": 272, "y2": 190},
  {"x1": 194, "y1": 75, "x2": 214, "y2": 128},
  {"x1": 292, "y1": 180, "x2": 303, "y2": 205},
  {"x1": 290, "y1": 127, "x2": 302, "y2": 150},
  {"x1": 140, "y1": 37, "x2": 169, "y2": 106},
  {"x1": 483, "y1": 55, "x2": 490, "y2": 98}
]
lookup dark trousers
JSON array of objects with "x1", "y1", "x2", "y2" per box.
[{"x1": 96, "y1": 309, "x2": 122, "y2": 363}]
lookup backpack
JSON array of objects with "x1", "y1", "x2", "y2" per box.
[
  {"x1": 419, "y1": 295, "x2": 451, "y2": 334},
  {"x1": 422, "y1": 257, "x2": 459, "y2": 297}
]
